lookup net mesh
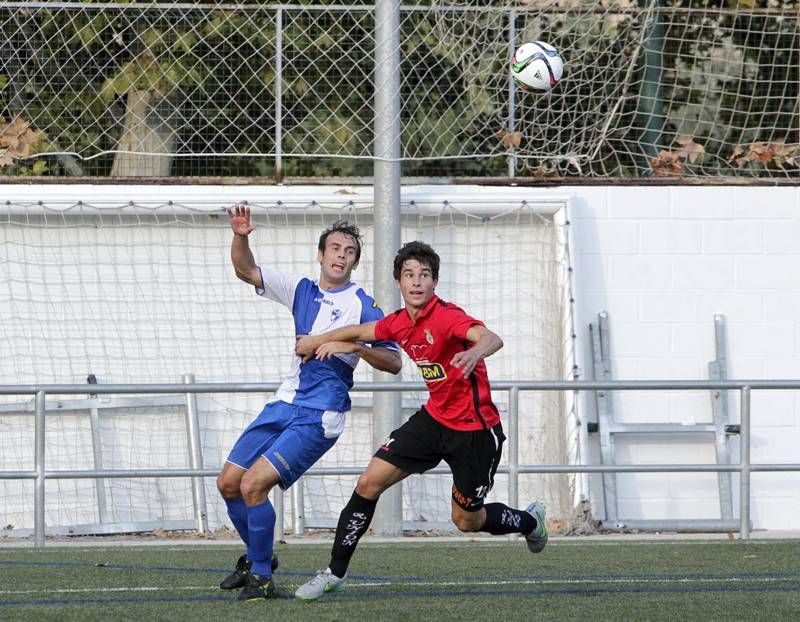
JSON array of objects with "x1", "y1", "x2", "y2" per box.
[
  {"x1": 0, "y1": 1, "x2": 796, "y2": 179},
  {"x1": 0, "y1": 198, "x2": 576, "y2": 533}
]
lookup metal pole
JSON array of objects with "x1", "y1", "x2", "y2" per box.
[
  {"x1": 739, "y1": 386, "x2": 751, "y2": 540},
  {"x1": 709, "y1": 314, "x2": 733, "y2": 520},
  {"x1": 372, "y1": 0, "x2": 403, "y2": 537},
  {"x1": 292, "y1": 479, "x2": 305, "y2": 535},
  {"x1": 34, "y1": 390, "x2": 46, "y2": 548},
  {"x1": 275, "y1": 6, "x2": 283, "y2": 182},
  {"x1": 183, "y1": 374, "x2": 209, "y2": 533},
  {"x1": 603, "y1": 519, "x2": 742, "y2": 532},
  {"x1": 273, "y1": 487, "x2": 284, "y2": 540},
  {"x1": 591, "y1": 315, "x2": 617, "y2": 522},
  {"x1": 637, "y1": 0, "x2": 665, "y2": 165},
  {"x1": 88, "y1": 401, "x2": 109, "y2": 524},
  {"x1": 507, "y1": 9, "x2": 517, "y2": 178},
  {"x1": 508, "y1": 386, "x2": 519, "y2": 510}
]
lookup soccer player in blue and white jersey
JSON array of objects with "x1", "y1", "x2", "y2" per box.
[{"x1": 216, "y1": 205, "x2": 402, "y2": 601}]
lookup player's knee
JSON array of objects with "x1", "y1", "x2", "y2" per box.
[
  {"x1": 239, "y1": 471, "x2": 272, "y2": 505},
  {"x1": 216, "y1": 473, "x2": 240, "y2": 500},
  {"x1": 239, "y1": 473, "x2": 258, "y2": 501},
  {"x1": 452, "y1": 509, "x2": 482, "y2": 533},
  {"x1": 354, "y1": 473, "x2": 381, "y2": 499}
]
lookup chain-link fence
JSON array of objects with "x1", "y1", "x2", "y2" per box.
[{"x1": 1, "y1": 1, "x2": 798, "y2": 180}]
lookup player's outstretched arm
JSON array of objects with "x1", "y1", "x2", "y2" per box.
[
  {"x1": 450, "y1": 325, "x2": 503, "y2": 378},
  {"x1": 295, "y1": 322, "x2": 378, "y2": 361},
  {"x1": 303, "y1": 341, "x2": 401, "y2": 374},
  {"x1": 350, "y1": 344, "x2": 402, "y2": 374},
  {"x1": 228, "y1": 204, "x2": 261, "y2": 286}
]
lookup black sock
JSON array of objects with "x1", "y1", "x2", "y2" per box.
[
  {"x1": 328, "y1": 491, "x2": 377, "y2": 578},
  {"x1": 481, "y1": 503, "x2": 536, "y2": 536}
]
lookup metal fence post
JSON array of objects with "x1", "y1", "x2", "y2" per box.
[
  {"x1": 183, "y1": 374, "x2": 209, "y2": 534},
  {"x1": 507, "y1": 8, "x2": 517, "y2": 178},
  {"x1": 739, "y1": 386, "x2": 751, "y2": 540},
  {"x1": 34, "y1": 390, "x2": 46, "y2": 548},
  {"x1": 274, "y1": 5, "x2": 283, "y2": 181},
  {"x1": 508, "y1": 386, "x2": 519, "y2": 510},
  {"x1": 372, "y1": 0, "x2": 403, "y2": 537},
  {"x1": 274, "y1": 487, "x2": 284, "y2": 540},
  {"x1": 292, "y1": 480, "x2": 305, "y2": 535},
  {"x1": 88, "y1": 405, "x2": 109, "y2": 524}
]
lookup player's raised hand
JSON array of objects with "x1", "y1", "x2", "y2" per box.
[{"x1": 227, "y1": 203, "x2": 255, "y2": 236}]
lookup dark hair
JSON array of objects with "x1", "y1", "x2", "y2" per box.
[
  {"x1": 393, "y1": 240, "x2": 440, "y2": 280},
  {"x1": 318, "y1": 220, "x2": 362, "y2": 263}
]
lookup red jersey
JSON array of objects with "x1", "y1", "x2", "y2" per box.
[{"x1": 373, "y1": 295, "x2": 501, "y2": 432}]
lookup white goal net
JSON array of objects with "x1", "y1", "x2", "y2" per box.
[{"x1": 0, "y1": 186, "x2": 577, "y2": 535}]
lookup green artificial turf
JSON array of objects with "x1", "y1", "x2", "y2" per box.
[{"x1": 1, "y1": 539, "x2": 799, "y2": 621}]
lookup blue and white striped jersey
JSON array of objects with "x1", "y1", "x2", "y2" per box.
[{"x1": 256, "y1": 265, "x2": 397, "y2": 417}]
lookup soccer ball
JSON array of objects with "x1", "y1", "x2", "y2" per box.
[{"x1": 511, "y1": 41, "x2": 564, "y2": 93}]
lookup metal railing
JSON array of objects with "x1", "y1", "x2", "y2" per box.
[{"x1": 2, "y1": 379, "x2": 800, "y2": 547}]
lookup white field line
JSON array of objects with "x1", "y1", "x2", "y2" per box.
[
  {"x1": 1, "y1": 574, "x2": 799, "y2": 596},
  {"x1": 351, "y1": 575, "x2": 800, "y2": 588},
  {"x1": 0, "y1": 586, "x2": 216, "y2": 595}
]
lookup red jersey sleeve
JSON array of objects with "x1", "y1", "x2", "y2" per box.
[
  {"x1": 373, "y1": 314, "x2": 397, "y2": 342},
  {"x1": 441, "y1": 304, "x2": 485, "y2": 341}
]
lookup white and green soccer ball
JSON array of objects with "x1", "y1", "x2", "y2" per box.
[{"x1": 511, "y1": 41, "x2": 564, "y2": 93}]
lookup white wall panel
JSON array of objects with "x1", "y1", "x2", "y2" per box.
[{"x1": 565, "y1": 184, "x2": 800, "y2": 531}]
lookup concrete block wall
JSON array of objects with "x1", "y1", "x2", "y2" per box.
[{"x1": 563, "y1": 185, "x2": 800, "y2": 530}]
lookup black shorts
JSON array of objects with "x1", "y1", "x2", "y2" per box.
[{"x1": 374, "y1": 408, "x2": 505, "y2": 512}]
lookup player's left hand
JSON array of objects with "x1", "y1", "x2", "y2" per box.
[
  {"x1": 295, "y1": 335, "x2": 319, "y2": 362},
  {"x1": 314, "y1": 341, "x2": 362, "y2": 360},
  {"x1": 450, "y1": 349, "x2": 481, "y2": 378}
]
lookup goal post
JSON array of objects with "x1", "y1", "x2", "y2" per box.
[{"x1": 0, "y1": 184, "x2": 580, "y2": 535}]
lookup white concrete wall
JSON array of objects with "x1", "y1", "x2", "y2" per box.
[{"x1": 564, "y1": 185, "x2": 800, "y2": 531}]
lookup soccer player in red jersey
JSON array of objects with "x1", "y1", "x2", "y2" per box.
[{"x1": 293, "y1": 241, "x2": 548, "y2": 601}]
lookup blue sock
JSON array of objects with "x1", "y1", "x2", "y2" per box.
[
  {"x1": 224, "y1": 496, "x2": 249, "y2": 547},
  {"x1": 247, "y1": 498, "x2": 276, "y2": 577}
]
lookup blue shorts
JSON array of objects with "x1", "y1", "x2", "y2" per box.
[{"x1": 226, "y1": 401, "x2": 339, "y2": 489}]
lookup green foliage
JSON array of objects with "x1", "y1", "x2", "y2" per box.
[
  {"x1": 651, "y1": 0, "x2": 799, "y2": 176},
  {"x1": 11, "y1": 158, "x2": 49, "y2": 176},
  {"x1": 202, "y1": 11, "x2": 250, "y2": 40},
  {"x1": 1, "y1": 1, "x2": 797, "y2": 178}
]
